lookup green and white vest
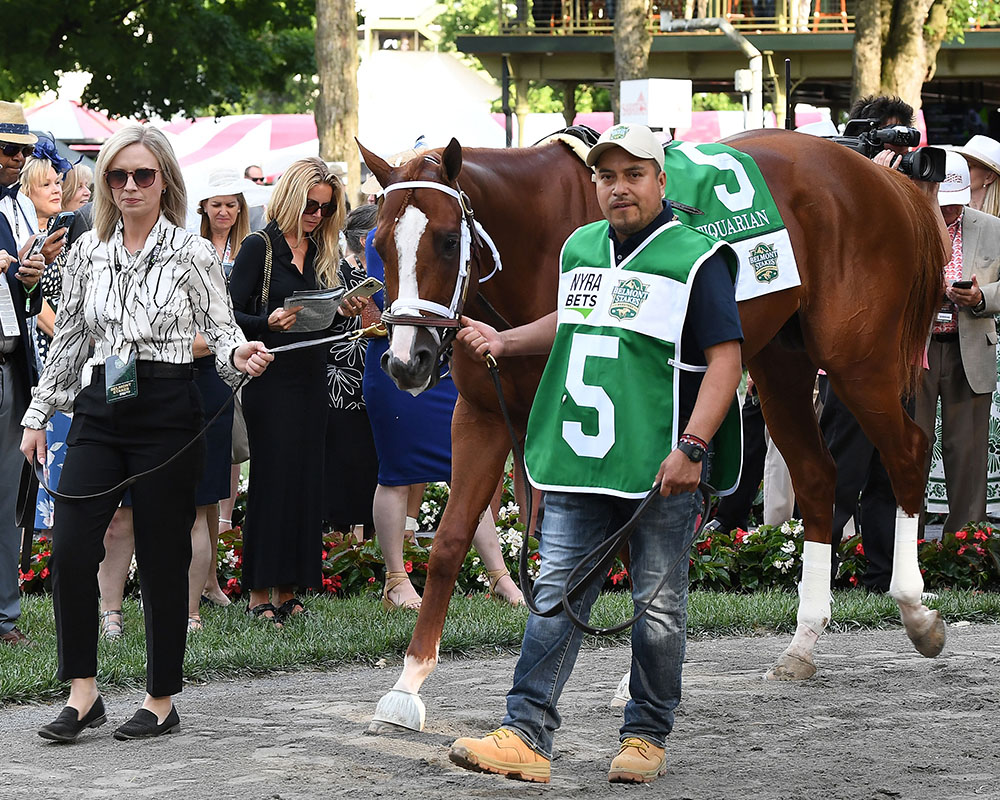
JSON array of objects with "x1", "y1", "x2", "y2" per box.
[{"x1": 523, "y1": 219, "x2": 743, "y2": 499}]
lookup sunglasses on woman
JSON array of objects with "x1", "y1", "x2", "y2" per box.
[
  {"x1": 0, "y1": 143, "x2": 35, "y2": 158},
  {"x1": 303, "y1": 199, "x2": 337, "y2": 218},
  {"x1": 104, "y1": 168, "x2": 160, "y2": 190}
]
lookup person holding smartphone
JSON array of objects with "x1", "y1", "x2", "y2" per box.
[{"x1": 914, "y1": 150, "x2": 1000, "y2": 533}]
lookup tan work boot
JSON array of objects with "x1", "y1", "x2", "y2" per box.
[
  {"x1": 608, "y1": 736, "x2": 667, "y2": 783},
  {"x1": 449, "y1": 727, "x2": 551, "y2": 783}
]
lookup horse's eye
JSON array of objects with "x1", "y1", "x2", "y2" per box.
[{"x1": 443, "y1": 236, "x2": 459, "y2": 252}]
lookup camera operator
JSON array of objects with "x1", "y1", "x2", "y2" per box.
[{"x1": 818, "y1": 95, "x2": 918, "y2": 591}]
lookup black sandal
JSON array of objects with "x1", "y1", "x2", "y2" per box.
[
  {"x1": 275, "y1": 598, "x2": 307, "y2": 622},
  {"x1": 247, "y1": 602, "x2": 282, "y2": 627}
]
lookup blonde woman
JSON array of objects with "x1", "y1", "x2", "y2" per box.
[
  {"x1": 21, "y1": 124, "x2": 272, "y2": 743},
  {"x1": 61, "y1": 163, "x2": 93, "y2": 212},
  {"x1": 229, "y1": 157, "x2": 361, "y2": 626}
]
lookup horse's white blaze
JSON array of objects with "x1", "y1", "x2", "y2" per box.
[
  {"x1": 786, "y1": 541, "x2": 832, "y2": 660},
  {"x1": 393, "y1": 645, "x2": 440, "y2": 695},
  {"x1": 889, "y1": 508, "x2": 922, "y2": 606},
  {"x1": 390, "y1": 206, "x2": 428, "y2": 364}
]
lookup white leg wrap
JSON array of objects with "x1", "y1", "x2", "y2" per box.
[
  {"x1": 889, "y1": 509, "x2": 923, "y2": 607},
  {"x1": 796, "y1": 541, "x2": 832, "y2": 634}
]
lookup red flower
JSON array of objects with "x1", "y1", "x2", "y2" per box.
[
  {"x1": 854, "y1": 542, "x2": 864, "y2": 555},
  {"x1": 322, "y1": 550, "x2": 329, "y2": 560},
  {"x1": 40, "y1": 567, "x2": 49, "y2": 580},
  {"x1": 955, "y1": 531, "x2": 968, "y2": 540},
  {"x1": 226, "y1": 577, "x2": 240, "y2": 589},
  {"x1": 957, "y1": 545, "x2": 967, "y2": 556},
  {"x1": 734, "y1": 529, "x2": 747, "y2": 544},
  {"x1": 19, "y1": 568, "x2": 35, "y2": 581},
  {"x1": 974, "y1": 545, "x2": 985, "y2": 556},
  {"x1": 848, "y1": 575, "x2": 858, "y2": 586},
  {"x1": 38, "y1": 535, "x2": 48, "y2": 543},
  {"x1": 404, "y1": 561, "x2": 413, "y2": 574},
  {"x1": 974, "y1": 530, "x2": 988, "y2": 542},
  {"x1": 368, "y1": 576, "x2": 376, "y2": 583}
]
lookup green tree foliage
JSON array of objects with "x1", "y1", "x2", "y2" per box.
[{"x1": 0, "y1": 0, "x2": 316, "y2": 118}]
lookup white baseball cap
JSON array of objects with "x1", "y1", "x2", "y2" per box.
[
  {"x1": 586, "y1": 123, "x2": 665, "y2": 170},
  {"x1": 938, "y1": 150, "x2": 971, "y2": 207}
]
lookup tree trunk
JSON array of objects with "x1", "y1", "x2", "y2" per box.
[
  {"x1": 922, "y1": 0, "x2": 955, "y2": 83},
  {"x1": 851, "y1": 0, "x2": 883, "y2": 106},
  {"x1": 880, "y1": 0, "x2": 935, "y2": 110},
  {"x1": 315, "y1": 0, "x2": 360, "y2": 203},
  {"x1": 613, "y1": 0, "x2": 652, "y2": 122}
]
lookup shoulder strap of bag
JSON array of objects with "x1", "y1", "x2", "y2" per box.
[{"x1": 250, "y1": 230, "x2": 273, "y2": 309}]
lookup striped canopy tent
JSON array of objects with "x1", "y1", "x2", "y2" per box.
[
  {"x1": 24, "y1": 98, "x2": 123, "y2": 151},
  {"x1": 161, "y1": 114, "x2": 320, "y2": 187}
]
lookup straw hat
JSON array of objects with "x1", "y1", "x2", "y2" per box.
[
  {"x1": 360, "y1": 145, "x2": 427, "y2": 196},
  {"x1": 0, "y1": 102, "x2": 37, "y2": 145},
  {"x1": 949, "y1": 134, "x2": 1000, "y2": 178}
]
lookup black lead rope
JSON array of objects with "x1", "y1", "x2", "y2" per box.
[
  {"x1": 485, "y1": 353, "x2": 716, "y2": 636},
  {"x1": 31, "y1": 374, "x2": 250, "y2": 503}
]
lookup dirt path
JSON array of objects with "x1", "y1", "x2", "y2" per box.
[{"x1": 2, "y1": 623, "x2": 999, "y2": 800}]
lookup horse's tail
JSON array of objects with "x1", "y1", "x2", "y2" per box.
[{"x1": 898, "y1": 185, "x2": 947, "y2": 396}]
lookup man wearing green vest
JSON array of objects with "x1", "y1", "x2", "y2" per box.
[{"x1": 449, "y1": 123, "x2": 743, "y2": 785}]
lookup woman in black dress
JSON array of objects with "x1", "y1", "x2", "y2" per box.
[{"x1": 228, "y1": 157, "x2": 360, "y2": 625}]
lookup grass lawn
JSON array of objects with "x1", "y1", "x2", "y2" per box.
[{"x1": 3, "y1": 589, "x2": 999, "y2": 704}]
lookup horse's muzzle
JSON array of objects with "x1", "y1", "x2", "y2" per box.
[{"x1": 381, "y1": 346, "x2": 435, "y2": 395}]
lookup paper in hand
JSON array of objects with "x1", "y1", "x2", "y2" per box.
[{"x1": 282, "y1": 287, "x2": 346, "y2": 332}]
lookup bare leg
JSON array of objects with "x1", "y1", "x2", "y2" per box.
[
  {"x1": 201, "y1": 505, "x2": 230, "y2": 606},
  {"x1": 471, "y1": 507, "x2": 524, "y2": 605},
  {"x1": 218, "y1": 464, "x2": 240, "y2": 529},
  {"x1": 405, "y1": 483, "x2": 425, "y2": 542},
  {"x1": 66, "y1": 676, "x2": 101, "y2": 717},
  {"x1": 187, "y1": 506, "x2": 213, "y2": 626},
  {"x1": 374, "y1": 483, "x2": 420, "y2": 608},
  {"x1": 98, "y1": 507, "x2": 134, "y2": 638},
  {"x1": 141, "y1": 693, "x2": 175, "y2": 722}
]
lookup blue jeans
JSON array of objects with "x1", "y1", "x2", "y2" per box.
[{"x1": 502, "y1": 488, "x2": 701, "y2": 759}]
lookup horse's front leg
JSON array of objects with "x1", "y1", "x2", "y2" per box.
[{"x1": 369, "y1": 398, "x2": 513, "y2": 733}]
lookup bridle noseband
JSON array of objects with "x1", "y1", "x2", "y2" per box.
[{"x1": 379, "y1": 178, "x2": 503, "y2": 386}]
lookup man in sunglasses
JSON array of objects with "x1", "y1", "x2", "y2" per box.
[{"x1": 0, "y1": 100, "x2": 45, "y2": 647}]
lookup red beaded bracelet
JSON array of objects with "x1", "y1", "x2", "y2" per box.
[{"x1": 678, "y1": 433, "x2": 709, "y2": 451}]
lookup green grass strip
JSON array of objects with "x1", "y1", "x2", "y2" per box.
[{"x1": 3, "y1": 589, "x2": 999, "y2": 705}]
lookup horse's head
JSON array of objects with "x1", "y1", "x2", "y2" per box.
[{"x1": 359, "y1": 138, "x2": 472, "y2": 395}]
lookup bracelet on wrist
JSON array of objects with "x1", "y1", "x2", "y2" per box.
[{"x1": 679, "y1": 433, "x2": 709, "y2": 451}]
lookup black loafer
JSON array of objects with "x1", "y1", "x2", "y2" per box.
[
  {"x1": 38, "y1": 696, "x2": 107, "y2": 742},
  {"x1": 113, "y1": 706, "x2": 180, "y2": 740}
]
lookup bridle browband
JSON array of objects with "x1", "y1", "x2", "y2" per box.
[{"x1": 379, "y1": 177, "x2": 503, "y2": 385}]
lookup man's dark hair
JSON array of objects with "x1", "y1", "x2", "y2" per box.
[
  {"x1": 343, "y1": 203, "x2": 377, "y2": 255},
  {"x1": 849, "y1": 95, "x2": 915, "y2": 127}
]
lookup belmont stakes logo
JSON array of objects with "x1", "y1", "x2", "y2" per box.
[
  {"x1": 609, "y1": 124, "x2": 630, "y2": 140},
  {"x1": 749, "y1": 241, "x2": 779, "y2": 283},
  {"x1": 608, "y1": 277, "x2": 650, "y2": 320}
]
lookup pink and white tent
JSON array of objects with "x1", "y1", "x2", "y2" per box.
[{"x1": 24, "y1": 98, "x2": 123, "y2": 148}]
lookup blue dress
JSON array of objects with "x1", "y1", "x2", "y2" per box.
[{"x1": 362, "y1": 229, "x2": 457, "y2": 486}]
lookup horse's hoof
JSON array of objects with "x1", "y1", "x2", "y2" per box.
[
  {"x1": 367, "y1": 688, "x2": 425, "y2": 734},
  {"x1": 902, "y1": 606, "x2": 946, "y2": 658},
  {"x1": 765, "y1": 651, "x2": 817, "y2": 681},
  {"x1": 610, "y1": 671, "x2": 631, "y2": 708}
]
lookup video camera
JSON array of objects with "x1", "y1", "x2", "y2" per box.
[{"x1": 826, "y1": 118, "x2": 946, "y2": 182}]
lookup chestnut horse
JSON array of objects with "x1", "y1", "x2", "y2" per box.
[{"x1": 358, "y1": 129, "x2": 948, "y2": 733}]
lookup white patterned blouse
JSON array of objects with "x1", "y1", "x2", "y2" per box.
[{"x1": 22, "y1": 215, "x2": 247, "y2": 430}]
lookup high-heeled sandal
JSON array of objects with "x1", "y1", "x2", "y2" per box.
[
  {"x1": 487, "y1": 568, "x2": 526, "y2": 607},
  {"x1": 187, "y1": 614, "x2": 203, "y2": 633},
  {"x1": 382, "y1": 571, "x2": 421, "y2": 611},
  {"x1": 100, "y1": 610, "x2": 124, "y2": 640}
]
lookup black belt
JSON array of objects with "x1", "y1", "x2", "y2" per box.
[
  {"x1": 92, "y1": 361, "x2": 196, "y2": 381},
  {"x1": 931, "y1": 331, "x2": 959, "y2": 343}
]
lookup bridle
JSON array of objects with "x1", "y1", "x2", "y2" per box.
[{"x1": 379, "y1": 175, "x2": 502, "y2": 386}]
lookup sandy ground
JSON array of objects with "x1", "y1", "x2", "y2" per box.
[{"x1": 2, "y1": 623, "x2": 999, "y2": 800}]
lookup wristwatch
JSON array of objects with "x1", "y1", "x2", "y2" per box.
[{"x1": 676, "y1": 440, "x2": 707, "y2": 463}]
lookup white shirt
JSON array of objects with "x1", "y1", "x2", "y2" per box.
[
  {"x1": 0, "y1": 189, "x2": 39, "y2": 249},
  {"x1": 22, "y1": 215, "x2": 247, "y2": 429}
]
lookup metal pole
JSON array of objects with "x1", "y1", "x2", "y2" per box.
[
  {"x1": 501, "y1": 55, "x2": 513, "y2": 148},
  {"x1": 785, "y1": 58, "x2": 793, "y2": 130}
]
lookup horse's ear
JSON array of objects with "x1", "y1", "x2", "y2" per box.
[
  {"x1": 357, "y1": 139, "x2": 391, "y2": 191},
  {"x1": 442, "y1": 138, "x2": 463, "y2": 183}
]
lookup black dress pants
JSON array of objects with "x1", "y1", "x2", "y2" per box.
[{"x1": 51, "y1": 374, "x2": 204, "y2": 697}]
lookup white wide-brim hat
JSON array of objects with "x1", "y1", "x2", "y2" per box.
[
  {"x1": 948, "y1": 134, "x2": 1000, "y2": 178},
  {"x1": 938, "y1": 150, "x2": 971, "y2": 207},
  {"x1": 189, "y1": 167, "x2": 272, "y2": 209}
]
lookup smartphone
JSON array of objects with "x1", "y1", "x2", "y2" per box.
[
  {"x1": 952, "y1": 280, "x2": 973, "y2": 289},
  {"x1": 51, "y1": 210, "x2": 75, "y2": 232},
  {"x1": 342, "y1": 276, "x2": 384, "y2": 302},
  {"x1": 27, "y1": 233, "x2": 46, "y2": 258}
]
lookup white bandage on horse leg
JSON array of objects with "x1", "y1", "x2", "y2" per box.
[
  {"x1": 785, "y1": 541, "x2": 832, "y2": 659},
  {"x1": 889, "y1": 508, "x2": 922, "y2": 607}
]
